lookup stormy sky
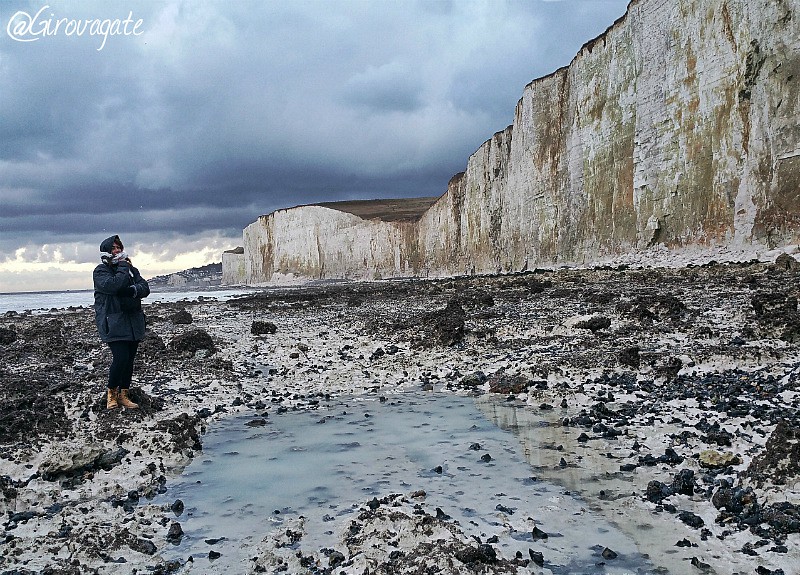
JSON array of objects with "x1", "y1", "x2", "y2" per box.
[{"x1": 0, "y1": 0, "x2": 629, "y2": 292}]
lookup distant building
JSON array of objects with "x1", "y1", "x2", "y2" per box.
[{"x1": 149, "y1": 263, "x2": 223, "y2": 289}]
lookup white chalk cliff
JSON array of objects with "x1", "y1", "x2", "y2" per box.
[{"x1": 224, "y1": 0, "x2": 799, "y2": 285}]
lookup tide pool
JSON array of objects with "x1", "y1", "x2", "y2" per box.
[{"x1": 157, "y1": 392, "x2": 658, "y2": 574}]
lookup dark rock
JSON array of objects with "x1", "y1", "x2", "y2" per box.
[
  {"x1": 170, "y1": 329, "x2": 216, "y2": 355},
  {"x1": 0, "y1": 371, "x2": 71, "y2": 445},
  {"x1": 251, "y1": 320, "x2": 277, "y2": 335},
  {"x1": 245, "y1": 418, "x2": 268, "y2": 427},
  {"x1": 129, "y1": 537, "x2": 157, "y2": 555},
  {"x1": 744, "y1": 421, "x2": 800, "y2": 487},
  {"x1": 575, "y1": 316, "x2": 611, "y2": 332},
  {"x1": 601, "y1": 547, "x2": 617, "y2": 559},
  {"x1": 774, "y1": 253, "x2": 800, "y2": 271},
  {"x1": 170, "y1": 309, "x2": 193, "y2": 325},
  {"x1": 678, "y1": 511, "x2": 705, "y2": 529},
  {"x1": 137, "y1": 330, "x2": 167, "y2": 361},
  {"x1": 525, "y1": 278, "x2": 552, "y2": 293},
  {"x1": 741, "y1": 542, "x2": 758, "y2": 556},
  {"x1": 156, "y1": 413, "x2": 202, "y2": 452},
  {"x1": 672, "y1": 469, "x2": 695, "y2": 496},
  {"x1": 455, "y1": 543, "x2": 496, "y2": 565},
  {"x1": 166, "y1": 522, "x2": 184, "y2": 544},
  {"x1": 432, "y1": 300, "x2": 466, "y2": 346},
  {"x1": 96, "y1": 447, "x2": 130, "y2": 472},
  {"x1": 0, "y1": 327, "x2": 17, "y2": 345},
  {"x1": 456, "y1": 289, "x2": 495, "y2": 309},
  {"x1": 645, "y1": 481, "x2": 672, "y2": 503},
  {"x1": 528, "y1": 549, "x2": 544, "y2": 566},
  {"x1": 170, "y1": 499, "x2": 184, "y2": 516},
  {"x1": 704, "y1": 429, "x2": 733, "y2": 447},
  {"x1": 639, "y1": 454, "x2": 658, "y2": 466},
  {"x1": 655, "y1": 356, "x2": 683, "y2": 380},
  {"x1": 328, "y1": 550, "x2": 346, "y2": 568},
  {"x1": 208, "y1": 550, "x2": 221, "y2": 560},
  {"x1": 531, "y1": 526, "x2": 548, "y2": 540},
  {"x1": 618, "y1": 346, "x2": 640, "y2": 368},
  {"x1": 435, "y1": 507, "x2": 451, "y2": 520},
  {"x1": 487, "y1": 371, "x2": 530, "y2": 394},
  {"x1": 459, "y1": 371, "x2": 487, "y2": 388},
  {"x1": 751, "y1": 292, "x2": 800, "y2": 341}
]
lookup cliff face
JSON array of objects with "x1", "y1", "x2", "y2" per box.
[
  {"x1": 226, "y1": 0, "x2": 799, "y2": 285},
  {"x1": 240, "y1": 207, "x2": 421, "y2": 283}
]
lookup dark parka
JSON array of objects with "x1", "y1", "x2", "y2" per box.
[{"x1": 93, "y1": 235, "x2": 150, "y2": 343}]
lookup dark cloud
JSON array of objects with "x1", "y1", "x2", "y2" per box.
[{"x1": 0, "y1": 0, "x2": 629, "y2": 290}]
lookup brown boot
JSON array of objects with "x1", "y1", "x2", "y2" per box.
[
  {"x1": 106, "y1": 388, "x2": 119, "y2": 409},
  {"x1": 118, "y1": 388, "x2": 139, "y2": 409}
]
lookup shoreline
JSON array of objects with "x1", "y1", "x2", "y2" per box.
[{"x1": 1, "y1": 260, "x2": 798, "y2": 574}]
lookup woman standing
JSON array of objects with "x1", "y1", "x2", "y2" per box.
[{"x1": 93, "y1": 235, "x2": 150, "y2": 409}]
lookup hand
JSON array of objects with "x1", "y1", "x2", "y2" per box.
[{"x1": 112, "y1": 251, "x2": 130, "y2": 264}]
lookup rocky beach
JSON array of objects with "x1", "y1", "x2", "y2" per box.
[{"x1": 1, "y1": 256, "x2": 799, "y2": 575}]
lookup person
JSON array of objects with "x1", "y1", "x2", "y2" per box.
[{"x1": 93, "y1": 235, "x2": 150, "y2": 409}]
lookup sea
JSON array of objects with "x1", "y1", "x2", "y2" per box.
[{"x1": 0, "y1": 287, "x2": 255, "y2": 314}]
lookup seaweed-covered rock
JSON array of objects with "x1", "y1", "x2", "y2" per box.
[
  {"x1": 744, "y1": 421, "x2": 800, "y2": 487},
  {"x1": 575, "y1": 316, "x2": 611, "y2": 332},
  {"x1": 774, "y1": 253, "x2": 800, "y2": 271},
  {"x1": 137, "y1": 330, "x2": 167, "y2": 361},
  {"x1": 487, "y1": 372, "x2": 530, "y2": 394},
  {"x1": 156, "y1": 413, "x2": 202, "y2": 453},
  {"x1": 170, "y1": 309, "x2": 193, "y2": 325},
  {"x1": 618, "y1": 346, "x2": 640, "y2": 369},
  {"x1": 751, "y1": 292, "x2": 800, "y2": 341},
  {"x1": 170, "y1": 329, "x2": 216, "y2": 355},
  {"x1": 0, "y1": 326, "x2": 17, "y2": 345},
  {"x1": 415, "y1": 299, "x2": 465, "y2": 347},
  {"x1": 0, "y1": 372, "x2": 71, "y2": 445}
]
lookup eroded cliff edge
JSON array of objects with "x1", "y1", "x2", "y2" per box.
[{"x1": 225, "y1": 0, "x2": 799, "y2": 285}]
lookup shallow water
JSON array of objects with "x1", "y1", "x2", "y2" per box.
[{"x1": 158, "y1": 392, "x2": 659, "y2": 573}]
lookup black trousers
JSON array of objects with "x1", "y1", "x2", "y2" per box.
[{"x1": 107, "y1": 340, "x2": 139, "y2": 389}]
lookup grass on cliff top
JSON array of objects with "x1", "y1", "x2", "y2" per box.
[{"x1": 314, "y1": 197, "x2": 440, "y2": 222}]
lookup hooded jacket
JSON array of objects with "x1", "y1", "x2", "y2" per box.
[{"x1": 93, "y1": 235, "x2": 151, "y2": 342}]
